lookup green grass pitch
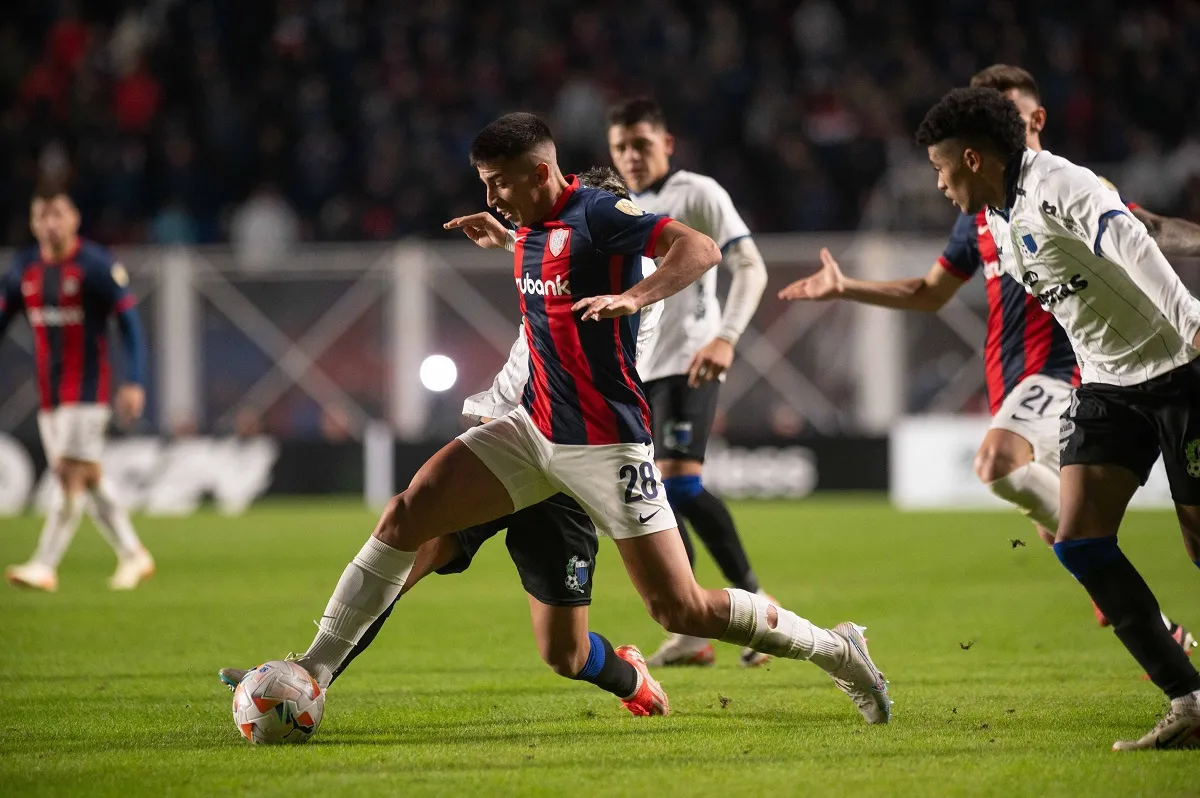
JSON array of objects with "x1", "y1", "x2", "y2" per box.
[{"x1": 0, "y1": 497, "x2": 1197, "y2": 796}]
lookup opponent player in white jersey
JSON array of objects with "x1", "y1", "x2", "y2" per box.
[
  {"x1": 223, "y1": 114, "x2": 892, "y2": 726},
  {"x1": 780, "y1": 65, "x2": 1196, "y2": 649},
  {"x1": 607, "y1": 97, "x2": 774, "y2": 668},
  {"x1": 917, "y1": 86, "x2": 1200, "y2": 750}
]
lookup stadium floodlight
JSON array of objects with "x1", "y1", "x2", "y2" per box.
[{"x1": 419, "y1": 354, "x2": 457, "y2": 392}]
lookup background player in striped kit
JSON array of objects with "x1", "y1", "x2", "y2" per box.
[
  {"x1": 0, "y1": 185, "x2": 154, "y2": 592},
  {"x1": 779, "y1": 65, "x2": 1196, "y2": 652},
  {"x1": 606, "y1": 97, "x2": 776, "y2": 668}
]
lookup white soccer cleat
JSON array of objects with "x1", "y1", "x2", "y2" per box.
[
  {"x1": 5, "y1": 562, "x2": 58, "y2": 592},
  {"x1": 108, "y1": 549, "x2": 155, "y2": 590},
  {"x1": 1112, "y1": 691, "x2": 1200, "y2": 751},
  {"x1": 829, "y1": 622, "x2": 892, "y2": 724},
  {"x1": 645, "y1": 633, "x2": 715, "y2": 667}
]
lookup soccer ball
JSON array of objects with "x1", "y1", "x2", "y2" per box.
[{"x1": 232, "y1": 660, "x2": 325, "y2": 744}]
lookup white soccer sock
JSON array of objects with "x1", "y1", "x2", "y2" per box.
[
  {"x1": 300, "y1": 536, "x2": 416, "y2": 687},
  {"x1": 32, "y1": 488, "x2": 86, "y2": 569},
  {"x1": 87, "y1": 479, "x2": 143, "y2": 560},
  {"x1": 987, "y1": 461, "x2": 1060, "y2": 532},
  {"x1": 720, "y1": 588, "x2": 847, "y2": 672}
]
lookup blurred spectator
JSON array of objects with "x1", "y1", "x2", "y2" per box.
[{"x1": 230, "y1": 182, "x2": 299, "y2": 269}]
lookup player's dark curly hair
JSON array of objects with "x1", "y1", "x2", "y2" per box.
[
  {"x1": 469, "y1": 112, "x2": 554, "y2": 165},
  {"x1": 915, "y1": 87, "x2": 1026, "y2": 159},
  {"x1": 578, "y1": 166, "x2": 631, "y2": 199}
]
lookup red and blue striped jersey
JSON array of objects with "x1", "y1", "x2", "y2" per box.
[
  {"x1": 514, "y1": 175, "x2": 672, "y2": 445},
  {"x1": 939, "y1": 209, "x2": 1079, "y2": 414},
  {"x1": 0, "y1": 239, "x2": 142, "y2": 410}
]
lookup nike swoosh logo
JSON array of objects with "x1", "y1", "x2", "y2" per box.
[{"x1": 638, "y1": 509, "x2": 661, "y2": 524}]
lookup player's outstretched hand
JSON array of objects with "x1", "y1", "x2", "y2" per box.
[
  {"x1": 573, "y1": 294, "x2": 640, "y2": 321},
  {"x1": 115, "y1": 383, "x2": 145, "y2": 427},
  {"x1": 444, "y1": 213, "x2": 509, "y2": 249},
  {"x1": 687, "y1": 337, "x2": 735, "y2": 387},
  {"x1": 778, "y1": 247, "x2": 845, "y2": 301}
]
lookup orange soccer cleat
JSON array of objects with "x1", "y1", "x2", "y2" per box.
[
  {"x1": 614, "y1": 645, "x2": 670, "y2": 717},
  {"x1": 1092, "y1": 600, "x2": 1110, "y2": 627}
]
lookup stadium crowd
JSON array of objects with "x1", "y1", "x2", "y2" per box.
[{"x1": 3, "y1": 0, "x2": 1200, "y2": 251}]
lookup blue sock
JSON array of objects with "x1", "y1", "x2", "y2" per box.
[
  {"x1": 1052, "y1": 537, "x2": 1121, "y2": 581},
  {"x1": 572, "y1": 632, "x2": 638, "y2": 698},
  {"x1": 664, "y1": 474, "x2": 703, "y2": 506},
  {"x1": 1194, "y1": 559, "x2": 1199, "y2": 571}
]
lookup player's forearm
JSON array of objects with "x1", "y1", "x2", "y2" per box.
[
  {"x1": 1101, "y1": 214, "x2": 1200, "y2": 344},
  {"x1": 116, "y1": 308, "x2": 148, "y2": 385},
  {"x1": 626, "y1": 233, "x2": 720, "y2": 309},
  {"x1": 717, "y1": 238, "x2": 767, "y2": 345},
  {"x1": 839, "y1": 277, "x2": 946, "y2": 311}
]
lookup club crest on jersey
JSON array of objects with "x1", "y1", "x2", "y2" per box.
[
  {"x1": 62, "y1": 276, "x2": 79, "y2": 296},
  {"x1": 111, "y1": 263, "x2": 130, "y2": 287},
  {"x1": 565, "y1": 555, "x2": 590, "y2": 594},
  {"x1": 614, "y1": 199, "x2": 645, "y2": 216},
  {"x1": 1020, "y1": 233, "x2": 1038, "y2": 255},
  {"x1": 549, "y1": 228, "x2": 570, "y2": 257}
]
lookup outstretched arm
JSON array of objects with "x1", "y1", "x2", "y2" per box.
[
  {"x1": 778, "y1": 247, "x2": 965, "y2": 311},
  {"x1": 1130, "y1": 206, "x2": 1200, "y2": 258}
]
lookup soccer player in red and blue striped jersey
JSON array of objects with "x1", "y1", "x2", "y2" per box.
[
  {"x1": 238, "y1": 114, "x2": 892, "y2": 726},
  {"x1": 1, "y1": 185, "x2": 154, "y2": 592}
]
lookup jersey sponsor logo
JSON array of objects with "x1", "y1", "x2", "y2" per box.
[
  {"x1": 565, "y1": 555, "x2": 590, "y2": 593},
  {"x1": 27, "y1": 306, "x2": 84, "y2": 327},
  {"x1": 1033, "y1": 274, "x2": 1089, "y2": 308},
  {"x1": 514, "y1": 273, "x2": 571, "y2": 296},
  {"x1": 549, "y1": 228, "x2": 570, "y2": 257},
  {"x1": 111, "y1": 263, "x2": 130, "y2": 287},
  {"x1": 1020, "y1": 233, "x2": 1038, "y2": 255},
  {"x1": 614, "y1": 199, "x2": 645, "y2": 216},
  {"x1": 1041, "y1": 200, "x2": 1058, "y2": 216}
]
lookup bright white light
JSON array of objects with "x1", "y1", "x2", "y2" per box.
[{"x1": 420, "y1": 355, "x2": 457, "y2": 392}]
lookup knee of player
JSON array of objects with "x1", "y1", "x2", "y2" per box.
[
  {"x1": 645, "y1": 593, "x2": 702, "y2": 635},
  {"x1": 375, "y1": 493, "x2": 418, "y2": 548}
]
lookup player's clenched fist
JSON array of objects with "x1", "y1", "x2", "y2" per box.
[
  {"x1": 778, "y1": 247, "x2": 846, "y2": 301},
  {"x1": 573, "y1": 294, "x2": 641, "y2": 321},
  {"x1": 444, "y1": 213, "x2": 509, "y2": 249}
]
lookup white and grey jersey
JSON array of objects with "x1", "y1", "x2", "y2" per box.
[
  {"x1": 985, "y1": 148, "x2": 1200, "y2": 387},
  {"x1": 462, "y1": 259, "x2": 662, "y2": 421},
  {"x1": 631, "y1": 170, "x2": 756, "y2": 382}
]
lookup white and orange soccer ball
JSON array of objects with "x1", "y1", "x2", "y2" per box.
[{"x1": 232, "y1": 660, "x2": 325, "y2": 744}]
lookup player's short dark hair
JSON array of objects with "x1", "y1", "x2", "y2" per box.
[
  {"x1": 469, "y1": 112, "x2": 554, "y2": 166},
  {"x1": 970, "y1": 64, "x2": 1040, "y2": 102},
  {"x1": 578, "y1": 166, "x2": 631, "y2": 199},
  {"x1": 606, "y1": 97, "x2": 668, "y2": 130},
  {"x1": 31, "y1": 179, "x2": 74, "y2": 205},
  {"x1": 915, "y1": 87, "x2": 1027, "y2": 159}
]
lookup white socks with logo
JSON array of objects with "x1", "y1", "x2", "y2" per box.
[
  {"x1": 721, "y1": 588, "x2": 847, "y2": 672},
  {"x1": 299, "y1": 536, "x2": 416, "y2": 687}
]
